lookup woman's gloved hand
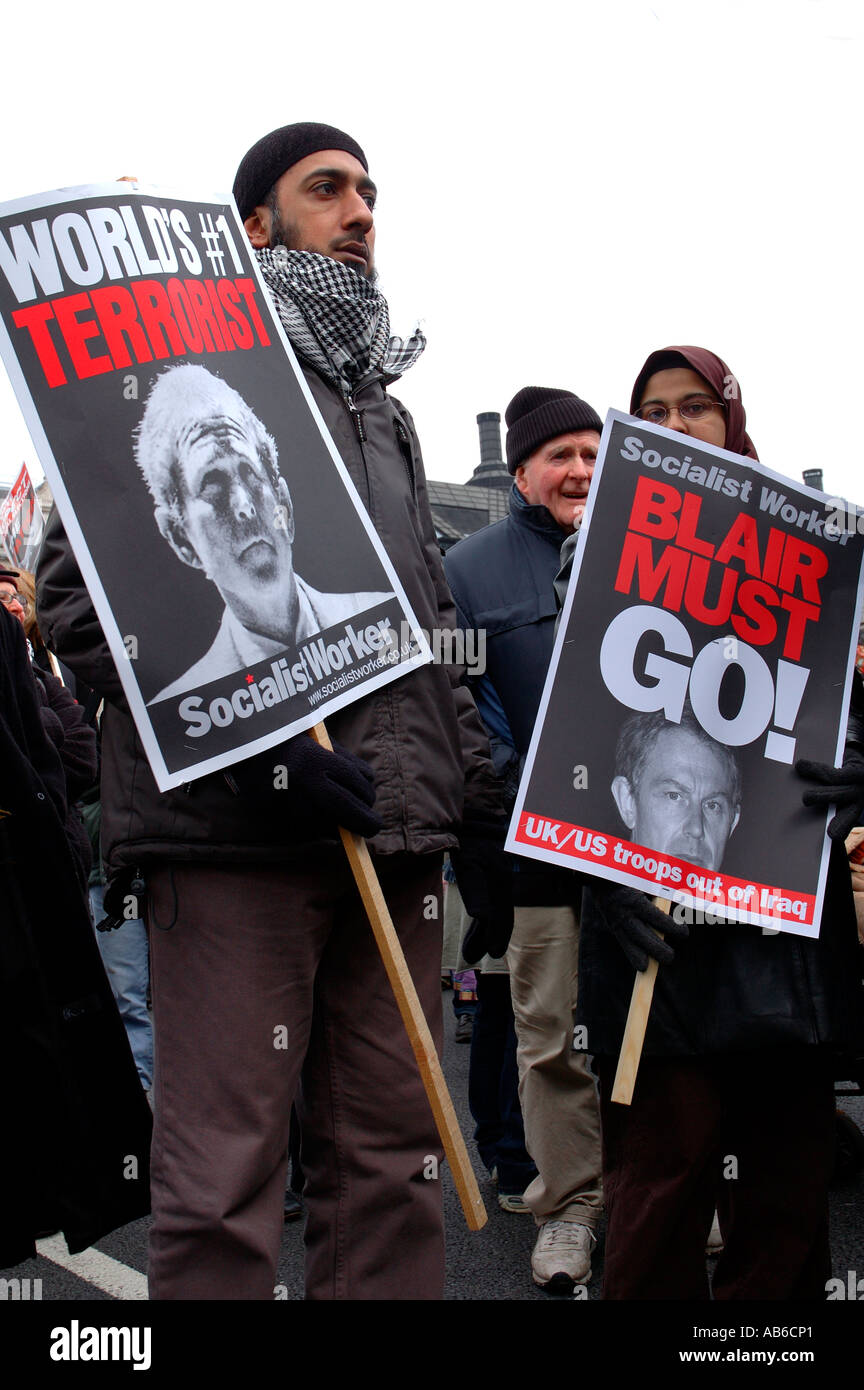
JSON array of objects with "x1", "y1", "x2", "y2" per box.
[
  {"x1": 796, "y1": 753, "x2": 864, "y2": 842},
  {"x1": 450, "y1": 814, "x2": 514, "y2": 962},
  {"x1": 586, "y1": 879, "x2": 688, "y2": 972}
]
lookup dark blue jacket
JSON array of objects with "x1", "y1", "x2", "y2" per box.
[
  {"x1": 444, "y1": 486, "x2": 575, "y2": 905},
  {"x1": 444, "y1": 485, "x2": 564, "y2": 759}
]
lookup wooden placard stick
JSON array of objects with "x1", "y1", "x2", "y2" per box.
[
  {"x1": 610, "y1": 895, "x2": 672, "y2": 1106},
  {"x1": 309, "y1": 722, "x2": 487, "y2": 1231}
]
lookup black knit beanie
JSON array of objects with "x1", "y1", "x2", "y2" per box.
[
  {"x1": 233, "y1": 122, "x2": 369, "y2": 220},
  {"x1": 505, "y1": 387, "x2": 603, "y2": 473}
]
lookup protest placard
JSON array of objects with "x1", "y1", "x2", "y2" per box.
[
  {"x1": 0, "y1": 462, "x2": 44, "y2": 569},
  {"x1": 0, "y1": 184, "x2": 431, "y2": 790},
  {"x1": 507, "y1": 410, "x2": 864, "y2": 937}
]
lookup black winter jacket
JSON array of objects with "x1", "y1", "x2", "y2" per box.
[
  {"x1": 546, "y1": 512, "x2": 864, "y2": 1065},
  {"x1": 33, "y1": 666, "x2": 97, "y2": 886},
  {"x1": 0, "y1": 608, "x2": 151, "y2": 1265},
  {"x1": 578, "y1": 676, "x2": 864, "y2": 1067},
  {"x1": 36, "y1": 365, "x2": 501, "y2": 901}
]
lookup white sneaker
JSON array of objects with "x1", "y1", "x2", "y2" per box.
[
  {"x1": 706, "y1": 1211, "x2": 724, "y2": 1256},
  {"x1": 531, "y1": 1220, "x2": 595, "y2": 1292}
]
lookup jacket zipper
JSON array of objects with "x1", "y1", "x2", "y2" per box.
[
  {"x1": 393, "y1": 415, "x2": 416, "y2": 499},
  {"x1": 347, "y1": 393, "x2": 367, "y2": 443},
  {"x1": 345, "y1": 380, "x2": 409, "y2": 847},
  {"x1": 345, "y1": 389, "x2": 371, "y2": 504}
]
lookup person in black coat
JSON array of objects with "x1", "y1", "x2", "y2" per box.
[
  {"x1": 0, "y1": 604, "x2": 151, "y2": 1269},
  {"x1": 577, "y1": 347, "x2": 864, "y2": 1301},
  {"x1": 2, "y1": 565, "x2": 96, "y2": 882}
]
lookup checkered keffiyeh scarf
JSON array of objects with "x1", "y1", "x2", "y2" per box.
[{"x1": 256, "y1": 246, "x2": 425, "y2": 394}]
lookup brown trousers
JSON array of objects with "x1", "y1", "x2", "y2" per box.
[
  {"x1": 145, "y1": 853, "x2": 444, "y2": 1300},
  {"x1": 596, "y1": 1051, "x2": 835, "y2": 1300}
]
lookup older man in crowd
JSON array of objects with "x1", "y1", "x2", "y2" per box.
[{"x1": 444, "y1": 386, "x2": 604, "y2": 1293}]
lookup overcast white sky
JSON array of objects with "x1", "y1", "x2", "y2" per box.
[{"x1": 1, "y1": 0, "x2": 861, "y2": 508}]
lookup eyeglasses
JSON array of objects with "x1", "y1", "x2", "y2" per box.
[
  {"x1": 0, "y1": 591, "x2": 25, "y2": 610},
  {"x1": 633, "y1": 396, "x2": 727, "y2": 427}
]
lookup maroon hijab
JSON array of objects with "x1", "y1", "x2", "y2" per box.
[{"x1": 629, "y1": 345, "x2": 758, "y2": 461}]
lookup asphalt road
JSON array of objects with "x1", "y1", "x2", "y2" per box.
[{"x1": 5, "y1": 1001, "x2": 864, "y2": 1304}]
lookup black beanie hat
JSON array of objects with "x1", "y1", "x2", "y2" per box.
[
  {"x1": 233, "y1": 122, "x2": 369, "y2": 220},
  {"x1": 505, "y1": 387, "x2": 603, "y2": 473}
]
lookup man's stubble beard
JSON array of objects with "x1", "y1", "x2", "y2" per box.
[{"x1": 268, "y1": 207, "x2": 374, "y2": 280}]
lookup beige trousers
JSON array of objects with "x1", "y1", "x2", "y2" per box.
[{"x1": 507, "y1": 904, "x2": 603, "y2": 1228}]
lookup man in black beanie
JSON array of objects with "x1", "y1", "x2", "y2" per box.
[
  {"x1": 234, "y1": 121, "x2": 374, "y2": 274},
  {"x1": 123, "y1": 122, "x2": 499, "y2": 1302},
  {"x1": 37, "y1": 120, "x2": 505, "y2": 1302},
  {"x1": 444, "y1": 386, "x2": 605, "y2": 1294},
  {"x1": 201, "y1": 123, "x2": 496, "y2": 1299}
]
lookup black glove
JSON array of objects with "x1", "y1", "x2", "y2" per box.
[
  {"x1": 796, "y1": 753, "x2": 864, "y2": 842},
  {"x1": 461, "y1": 915, "x2": 512, "y2": 967},
  {"x1": 587, "y1": 880, "x2": 688, "y2": 972},
  {"x1": 226, "y1": 736, "x2": 382, "y2": 839},
  {"x1": 450, "y1": 813, "x2": 514, "y2": 962}
]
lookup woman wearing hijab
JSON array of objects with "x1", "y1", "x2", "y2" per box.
[
  {"x1": 629, "y1": 346, "x2": 757, "y2": 456},
  {"x1": 578, "y1": 346, "x2": 864, "y2": 1300}
]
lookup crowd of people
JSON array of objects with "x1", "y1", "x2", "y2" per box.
[{"x1": 2, "y1": 119, "x2": 863, "y2": 1302}]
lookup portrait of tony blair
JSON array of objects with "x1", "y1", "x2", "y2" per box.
[
  {"x1": 138, "y1": 364, "x2": 391, "y2": 704},
  {"x1": 610, "y1": 706, "x2": 742, "y2": 872}
]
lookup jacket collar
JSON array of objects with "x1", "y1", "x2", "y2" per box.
[{"x1": 508, "y1": 481, "x2": 570, "y2": 544}]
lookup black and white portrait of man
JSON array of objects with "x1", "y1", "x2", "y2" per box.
[
  {"x1": 137, "y1": 364, "x2": 392, "y2": 703},
  {"x1": 610, "y1": 707, "x2": 742, "y2": 872}
]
